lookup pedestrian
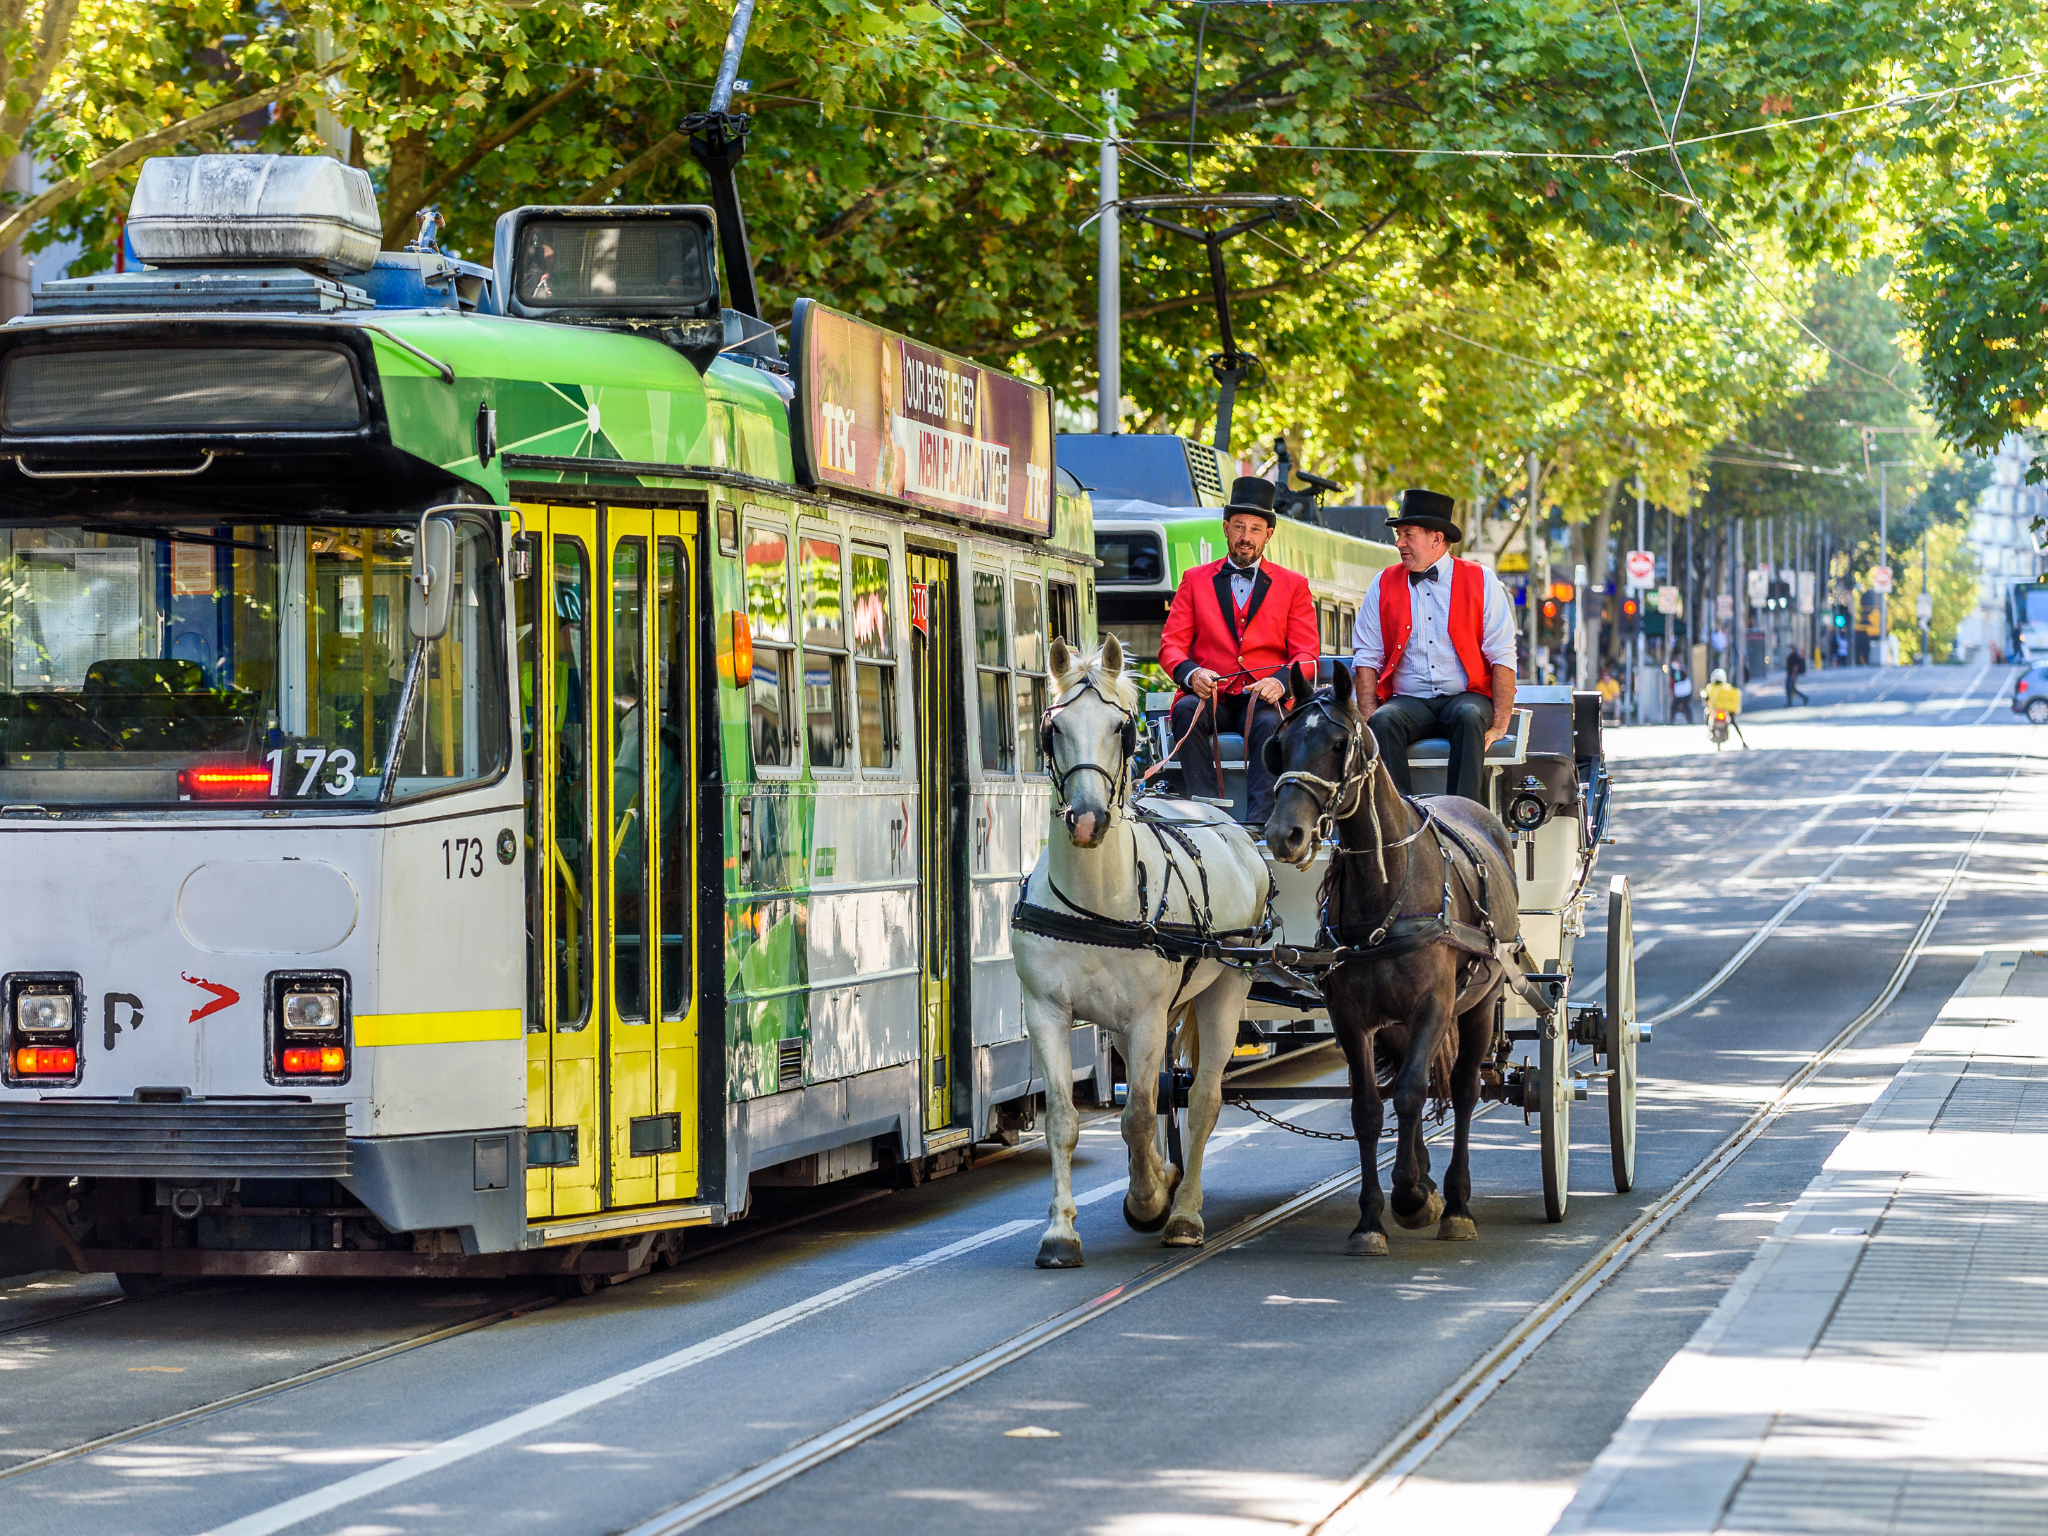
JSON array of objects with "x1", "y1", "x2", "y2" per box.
[
  {"x1": 1157, "y1": 475, "x2": 1320, "y2": 823},
  {"x1": 1349, "y1": 488, "x2": 1518, "y2": 804},
  {"x1": 1784, "y1": 645, "x2": 1809, "y2": 708},
  {"x1": 1670, "y1": 656, "x2": 1695, "y2": 723},
  {"x1": 1598, "y1": 668, "x2": 1621, "y2": 721}
]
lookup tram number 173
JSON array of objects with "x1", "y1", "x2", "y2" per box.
[{"x1": 443, "y1": 837, "x2": 487, "y2": 879}]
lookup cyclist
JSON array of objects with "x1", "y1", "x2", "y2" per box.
[{"x1": 1705, "y1": 667, "x2": 1748, "y2": 749}]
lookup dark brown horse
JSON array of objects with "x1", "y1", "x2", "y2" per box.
[{"x1": 1261, "y1": 662, "x2": 1524, "y2": 1254}]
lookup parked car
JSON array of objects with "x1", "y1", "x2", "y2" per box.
[{"x1": 2014, "y1": 666, "x2": 2048, "y2": 724}]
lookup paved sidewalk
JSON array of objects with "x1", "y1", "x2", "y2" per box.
[{"x1": 1553, "y1": 947, "x2": 2048, "y2": 1535}]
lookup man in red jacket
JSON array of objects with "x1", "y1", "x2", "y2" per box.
[{"x1": 1157, "y1": 476, "x2": 1320, "y2": 822}]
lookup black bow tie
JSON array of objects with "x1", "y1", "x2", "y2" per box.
[{"x1": 1409, "y1": 566, "x2": 1439, "y2": 586}]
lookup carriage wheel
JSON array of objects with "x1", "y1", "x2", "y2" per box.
[
  {"x1": 1539, "y1": 1017, "x2": 1570, "y2": 1223},
  {"x1": 1605, "y1": 875, "x2": 1639, "y2": 1194}
]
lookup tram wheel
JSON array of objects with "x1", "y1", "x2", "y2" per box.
[
  {"x1": 554, "y1": 1271, "x2": 601, "y2": 1299},
  {"x1": 1605, "y1": 875, "x2": 1639, "y2": 1194},
  {"x1": 1539, "y1": 1017, "x2": 1571, "y2": 1223}
]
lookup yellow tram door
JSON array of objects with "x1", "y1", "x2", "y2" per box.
[
  {"x1": 523, "y1": 504, "x2": 602, "y2": 1218},
  {"x1": 907, "y1": 547, "x2": 958, "y2": 1134},
  {"x1": 601, "y1": 509, "x2": 700, "y2": 1207}
]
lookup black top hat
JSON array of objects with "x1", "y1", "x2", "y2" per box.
[
  {"x1": 1222, "y1": 475, "x2": 1278, "y2": 525},
  {"x1": 1384, "y1": 487, "x2": 1462, "y2": 543}
]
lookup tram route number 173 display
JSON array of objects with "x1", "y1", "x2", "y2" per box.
[{"x1": 264, "y1": 746, "x2": 358, "y2": 797}]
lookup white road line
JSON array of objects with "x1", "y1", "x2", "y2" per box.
[
  {"x1": 201, "y1": 1097, "x2": 1338, "y2": 1536},
  {"x1": 1643, "y1": 749, "x2": 1960, "y2": 1027},
  {"x1": 1938, "y1": 655, "x2": 1994, "y2": 721},
  {"x1": 1732, "y1": 750, "x2": 1905, "y2": 880},
  {"x1": 1570, "y1": 936, "x2": 1661, "y2": 1005},
  {"x1": 199, "y1": 1219, "x2": 1039, "y2": 1536},
  {"x1": 1972, "y1": 666, "x2": 2021, "y2": 726}
]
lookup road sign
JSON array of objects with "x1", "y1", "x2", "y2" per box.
[
  {"x1": 1655, "y1": 585, "x2": 1682, "y2": 615},
  {"x1": 1715, "y1": 592, "x2": 1734, "y2": 620},
  {"x1": 1871, "y1": 565, "x2": 1893, "y2": 594},
  {"x1": 1797, "y1": 570, "x2": 1815, "y2": 615},
  {"x1": 1745, "y1": 568, "x2": 1768, "y2": 605},
  {"x1": 1625, "y1": 549, "x2": 1655, "y2": 588},
  {"x1": 1917, "y1": 591, "x2": 1934, "y2": 622}
]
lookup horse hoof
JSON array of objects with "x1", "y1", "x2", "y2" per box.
[
  {"x1": 1035, "y1": 1236, "x2": 1084, "y2": 1269},
  {"x1": 1162, "y1": 1217, "x2": 1204, "y2": 1248},
  {"x1": 1346, "y1": 1230, "x2": 1390, "y2": 1257},
  {"x1": 1437, "y1": 1215, "x2": 1478, "y2": 1242},
  {"x1": 1123, "y1": 1196, "x2": 1169, "y2": 1234},
  {"x1": 1392, "y1": 1190, "x2": 1445, "y2": 1231}
]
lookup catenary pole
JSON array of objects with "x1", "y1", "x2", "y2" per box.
[{"x1": 1096, "y1": 76, "x2": 1119, "y2": 435}]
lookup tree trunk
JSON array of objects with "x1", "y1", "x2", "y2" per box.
[{"x1": 382, "y1": 70, "x2": 429, "y2": 249}]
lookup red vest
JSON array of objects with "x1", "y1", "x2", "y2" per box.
[{"x1": 1375, "y1": 559, "x2": 1493, "y2": 703}]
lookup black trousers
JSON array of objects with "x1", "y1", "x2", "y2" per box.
[
  {"x1": 1170, "y1": 690, "x2": 1283, "y2": 822},
  {"x1": 1368, "y1": 692, "x2": 1494, "y2": 804},
  {"x1": 1672, "y1": 692, "x2": 1695, "y2": 723}
]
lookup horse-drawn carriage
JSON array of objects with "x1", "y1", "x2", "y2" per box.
[{"x1": 1011, "y1": 641, "x2": 1648, "y2": 1268}]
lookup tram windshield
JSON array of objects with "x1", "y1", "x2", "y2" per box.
[{"x1": 0, "y1": 520, "x2": 507, "y2": 807}]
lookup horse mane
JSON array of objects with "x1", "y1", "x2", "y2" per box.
[{"x1": 1052, "y1": 642, "x2": 1140, "y2": 713}]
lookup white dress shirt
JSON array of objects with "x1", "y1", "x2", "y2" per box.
[
  {"x1": 1350, "y1": 556, "x2": 1518, "y2": 698},
  {"x1": 1226, "y1": 557, "x2": 1261, "y2": 608}
]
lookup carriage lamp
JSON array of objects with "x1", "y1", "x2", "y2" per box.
[
  {"x1": 1505, "y1": 785, "x2": 1550, "y2": 833},
  {"x1": 4, "y1": 975, "x2": 82, "y2": 1085},
  {"x1": 267, "y1": 974, "x2": 350, "y2": 1083}
]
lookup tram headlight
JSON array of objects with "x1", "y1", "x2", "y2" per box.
[
  {"x1": 4, "y1": 973, "x2": 82, "y2": 1085},
  {"x1": 15, "y1": 988, "x2": 73, "y2": 1035},
  {"x1": 281, "y1": 989, "x2": 341, "y2": 1036},
  {"x1": 266, "y1": 972, "x2": 350, "y2": 1084}
]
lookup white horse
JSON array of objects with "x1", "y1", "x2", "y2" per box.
[{"x1": 1013, "y1": 636, "x2": 1273, "y2": 1267}]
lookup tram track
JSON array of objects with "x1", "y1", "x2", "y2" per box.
[
  {"x1": 10, "y1": 733, "x2": 2021, "y2": 1534},
  {"x1": 1299, "y1": 741, "x2": 2031, "y2": 1534},
  {"x1": 592, "y1": 746, "x2": 2033, "y2": 1536}
]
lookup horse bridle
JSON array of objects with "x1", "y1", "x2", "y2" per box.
[
  {"x1": 1041, "y1": 680, "x2": 1141, "y2": 815},
  {"x1": 1270, "y1": 692, "x2": 1430, "y2": 877}
]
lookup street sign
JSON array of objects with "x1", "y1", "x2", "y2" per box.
[
  {"x1": 1625, "y1": 549, "x2": 1655, "y2": 588},
  {"x1": 1797, "y1": 570, "x2": 1816, "y2": 615},
  {"x1": 1917, "y1": 591, "x2": 1934, "y2": 622},
  {"x1": 1745, "y1": 568, "x2": 1768, "y2": 605},
  {"x1": 1655, "y1": 585, "x2": 1682, "y2": 615},
  {"x1": 1871, "y1": 565, "x2": 1893, "y2": 594},
  {"x1": 1715, "y1": 592, "x2": 1735, "y2": 620}
]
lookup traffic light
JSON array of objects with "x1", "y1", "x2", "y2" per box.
[
  {"x1": 1832, "y1": 608, "x2": 1849, "y2": 630},
  {"x1": 1619, "y1": 595, "x2": 1641, "y2": 637},
  {"x1": 1765, "y1": 579, "x2": 1793, "y2": 612}
]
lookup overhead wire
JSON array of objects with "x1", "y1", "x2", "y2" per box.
[{"x1": 1606, "y1": 0, "x2": 1921, "y2": 408}]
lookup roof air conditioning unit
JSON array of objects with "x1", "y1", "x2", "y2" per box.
[{"x1": 127, "y1": 155, "x2": 382, "y2": 275}]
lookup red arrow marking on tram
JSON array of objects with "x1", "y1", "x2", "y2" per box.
[{"x1": 182, "y1": 974, "x2": 240, "y2": 1023}]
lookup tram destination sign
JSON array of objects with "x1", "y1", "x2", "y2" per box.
[{"x1": 791, "y1": 298, "x2": 1055, "y2": 536}]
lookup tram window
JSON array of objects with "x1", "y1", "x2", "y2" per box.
[
  {"x1": 611, "y1": 539, "x2": 650, "y2": 1023},
  {"x1": 1013, "y1": 576, "x2": 1047, "y2": 775},
  {"x1": 2, "y1": 344, "x2": 361, "y2": 432},
  {"x1": 744, "y1": 524, "x2": 795, "y2": 769},
  {"x1": 0, "y1": 520, "x2": 506, "y2": 807},
  {"x1": 1094, "y1": 532, "x2": 1163, "y2": 585},
  {"x1": 800, "y1": 535, "x2": 849, "y2": 770},
  {"x1": 973, "y1": 568, "x2": 1012, "y2": 772},
  {"x1": 850, "y1": 545, "x2": 898, "y2": 771},
  {"x1": 1338, "y1": 605, "x2": 1355, "y2": 649},
  {"x1": 551, "y1": 539, "x2": 594, "y2": 1031},
  {"x1": 1048, "y1": 580, "x2": 1079, "y2": 648},
  {"x1": 657, "y1": 539, "x2": 691, "y2": 1020}
]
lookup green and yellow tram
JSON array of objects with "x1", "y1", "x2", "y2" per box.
[{"x1": 0, "y1": 155, "x2": 1098, "y2": 1287}]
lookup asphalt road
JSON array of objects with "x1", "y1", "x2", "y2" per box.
[{"x1": 2, "y1": 659, "x2": 2041, "y2": 1536}]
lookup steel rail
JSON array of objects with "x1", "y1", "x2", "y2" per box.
[
  {"x1": 0, "y1": 1294, "x2": 561, "y2": 1483},
  {"x1": 1300, "y1": 744, "x2": 2030, "y2": 1534},
  {"x1": 613, "y1": 749, "x2": 2027, "y2": 1536}
]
